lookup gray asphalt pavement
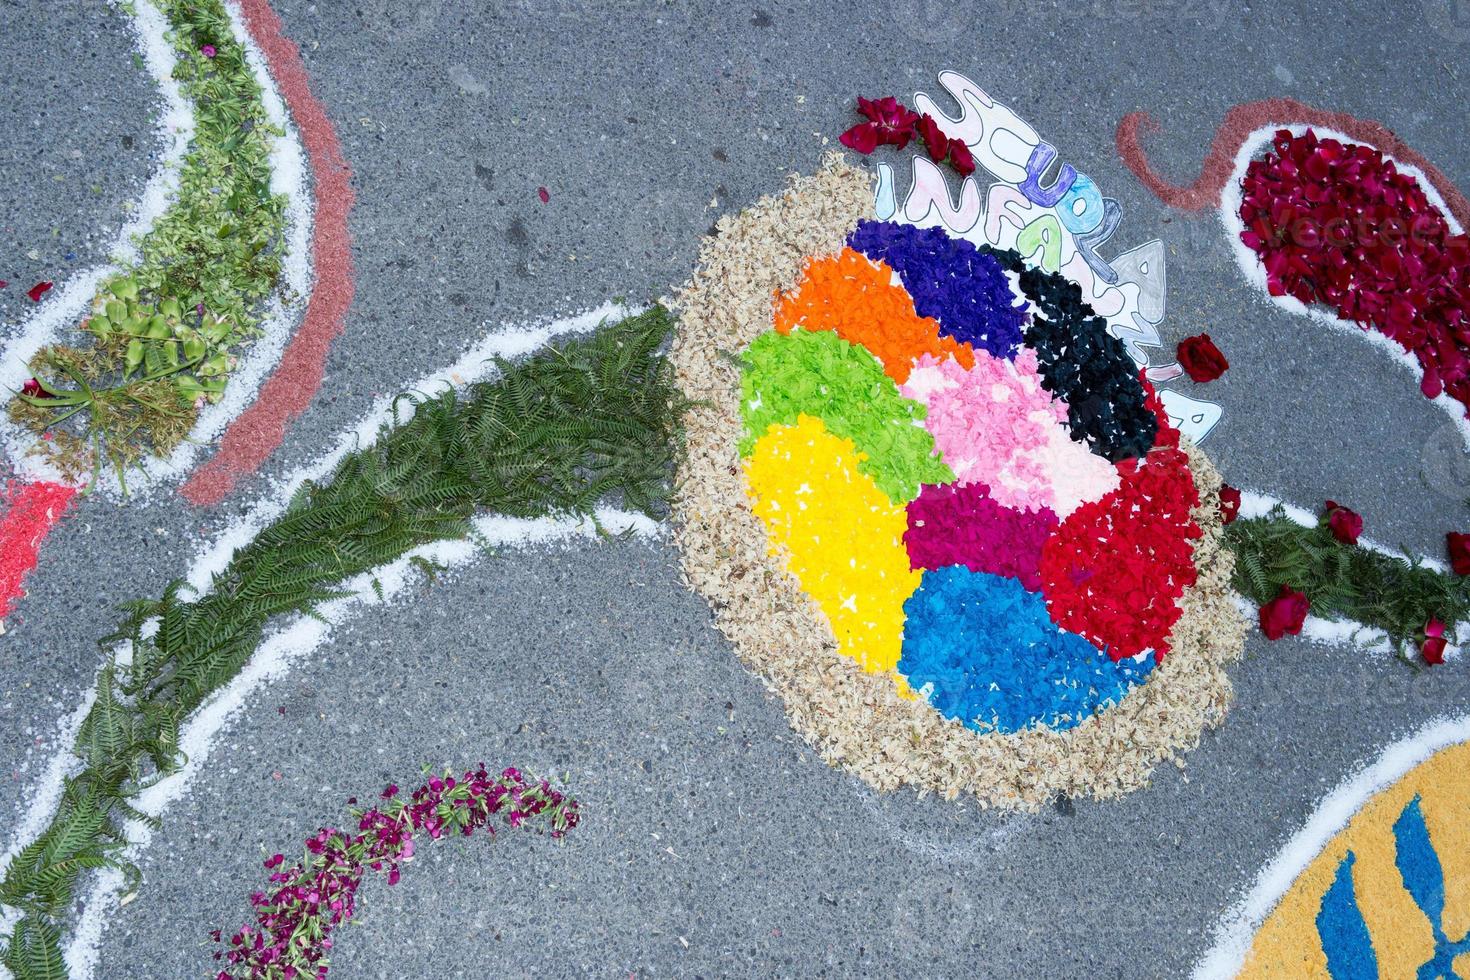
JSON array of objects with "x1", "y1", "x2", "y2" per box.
[{"x1": 4, "y1": 1, "x2": 1470, "y2": 976}]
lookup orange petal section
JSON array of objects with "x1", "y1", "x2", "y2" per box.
[{"x1": 774, "y1": 247, "x2": 974, "y2": 383}]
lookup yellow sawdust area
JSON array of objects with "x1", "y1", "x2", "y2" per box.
[
  {"x1": 744, "y1": 414, "x2": 919, "y2": 675},
  {"x1": 1240, "y1": 740, "x2": 1470, "y2": 977},
  {"x1": 669, "y1": 155, "x2": 1246, "y2": 808}
]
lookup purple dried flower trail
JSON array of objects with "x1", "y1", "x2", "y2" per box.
[{"x1": 214, "y1": 766, "x2": 578, "y2": 979}]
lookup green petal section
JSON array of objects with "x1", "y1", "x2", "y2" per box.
[{"x1": 739, "y1": 329, "x2": 952, "y2": 503}]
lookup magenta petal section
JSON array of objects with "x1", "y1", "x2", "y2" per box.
[{"x1": 903, "y1": 482, "x2": 1058, "y2": 591}]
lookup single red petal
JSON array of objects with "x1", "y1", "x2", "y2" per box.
[
  {"x1": 26, "y1": 281, "x2": 53, "y2": 303},
  {"x1": 537, "y1": 186, "x2": 550, "y2": 204},
  {"x1": 839, "y1": 122, "x2": 880, "y2": 155}
]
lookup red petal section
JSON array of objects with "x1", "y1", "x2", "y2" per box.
[
  {"x1": 1039, "y1": 447, "x2": 1201, "y2": 662},
  {"x1": 26, "y1": 281, "x2": 53, "y2": 303}
]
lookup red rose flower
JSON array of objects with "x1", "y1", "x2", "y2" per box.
[
  {"x1": 1422, "y1": 618, "x2": 1447, "y2": 665},
  {"x1": 853, "y1": 96, "x2": 918, "y2": 149},
  {"x1": 916, "y1": 113, "x2": 949, "y2": 163},
  {"x1": 1323, "y1": 500, "x2": 1363, "y2": 545},
  {"x1": 1218, "y1": 485, "x2": 1241, "y2": 525},
  {"x1": 1177, "y1": 333, "x2": 1229, "y2": 383},
  {"x1": 1259, "y1": 584, "x2": 1309, "y2": 640},
  {"x1": 948, "y1": 137, "x2": 976, "y2": 177},
  {"x1": 1448, "y1": 532, "x2": 1470, "y2": 576}
]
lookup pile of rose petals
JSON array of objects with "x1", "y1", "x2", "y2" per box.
[{"x1": 1239, "y1": 128, "x2": 1470, "y2": 410}]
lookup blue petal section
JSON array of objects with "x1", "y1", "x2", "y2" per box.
[
  {"x1": 897, "y1": 566, "x2": 1153, "y2": 733},
  {"x1": 1316, "y1": 852, "x2": 1379, "y2": 980},
  {"x1": 847, "y1": 219, "x2": 1029, "y2": 360}
]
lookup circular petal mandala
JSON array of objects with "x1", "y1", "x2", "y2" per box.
[{"x1": 672, "y1": 156, "x2": 1245, "y2": 808}]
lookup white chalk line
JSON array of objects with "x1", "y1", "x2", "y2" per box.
[
  {"x1": 1218, "y1": 124, "x2": 1470, "y2": 455},
  {"x1": 0, "y1": 0, "x2": 315, "y2": 500},
  {"x1": 1236, "y1": 489, "x2": 1458, "y2": 660},
  {"x1": 1191, "y1": 712, "x2": 1470, "y2": 979}
]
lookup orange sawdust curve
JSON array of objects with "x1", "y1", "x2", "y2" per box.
[{"x1": 774, "y1": 247, "x2": 974, "y2": 383}]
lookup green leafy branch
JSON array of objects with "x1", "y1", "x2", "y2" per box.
[
  {"x1": 1227, "y1": 505, "x2": 1470, "y2": 657},
  {"x1": 7, "y1": 0, "x2": 287, "y2": 485}
]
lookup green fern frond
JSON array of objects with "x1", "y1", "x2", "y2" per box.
[{"x1": 0, "y1": 307, "x2": 684, "y2": 976}]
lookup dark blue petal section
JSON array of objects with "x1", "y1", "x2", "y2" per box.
[
  {"x1": 1394, "y1": 796, "x2": 1446, "y2": 930},
  {"x1": 981, "y1": 243, "x2": 1160, "y2": 462},
  {"x1": 848, "y1": 220, "x2": 1028, "y2": 360}
]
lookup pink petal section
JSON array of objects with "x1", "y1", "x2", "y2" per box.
[{"x1": 901, "y1": 350, "x2": 1118, "y2": 516}]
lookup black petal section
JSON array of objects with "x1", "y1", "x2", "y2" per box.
[{"x1": 980, "y1": 246, "x2": 1158, "y2": 462}]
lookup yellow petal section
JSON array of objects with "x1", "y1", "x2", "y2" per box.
[
  {"x1": 1239, "y1": 739, "x2": 1470, "y2": 978},
  {"x1": 744, "y1": 414, "x2": 920, "y2": 675}
]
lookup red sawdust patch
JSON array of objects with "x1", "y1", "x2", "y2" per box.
[
  {"x1": 0, "y1": 481, "x2": 77, "y2": 620},
  {"x1": 1115, "y1": 98, "x2": 1470, "y2": 230}
]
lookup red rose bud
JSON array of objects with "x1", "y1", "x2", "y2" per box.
[
  {"x1": 1448, "y1": 532, "x2": 1470, "y2": 576},
  {"x1": 1177, "y1": 333, "x2": 1229, "y2": 383},
  {"x1": 948, "y1": 137, "x2": 976, "y2": 177},
  {"x1": 1259, "y1": 584, "x2": 1310, "y2": 640},
  {"x1": 1422, "y1": 618, "x2": 1447, "y2": 665},
  {"x1": 1218, "y1": 485, "x2": 1241, "y2": 525},
  {"x1": 20, "y1": 378, "x2": 52, "y2": 399},
  {"x1": 1324, "y1": 500, "x2": 1363, "y2": 545},
  {"x1": 916, "y1": 113, "x2": 949, "y2": 163}
]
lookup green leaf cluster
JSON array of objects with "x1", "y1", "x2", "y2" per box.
[
  {"x1": 0, "y1": 309, "x2": 682, "y2": 978},
  {"x1": 738, "y1": 329, "x2": 952, "y2": 503}
]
